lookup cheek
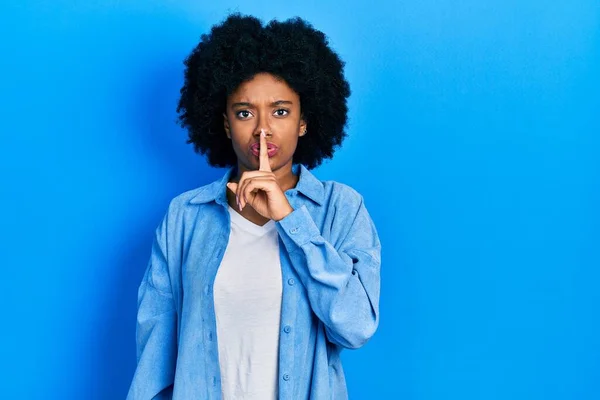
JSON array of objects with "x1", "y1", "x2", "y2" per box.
[
  {"x1": 231, "y1": 138, "x2": 248, "y2": 155},
  {"x1": 281, "y1": 137, "x2": 301, "y2": 156},
  {"x1": 228, "y1": 124, "x2": 251, "y2": 145}
]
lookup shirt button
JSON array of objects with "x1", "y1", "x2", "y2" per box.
[
  {"x1": 283, "y1": 373, "x2": 290, "y2": 381},
  {"x1": 283, "y1": 325, "x2": 291, "y2": 333},
  {"x1": 352, "y1": 269, "x2": 357, "y2": 275},
  {"x1": 290, "y1": 227, "x2": 299, "y2": 234},
  {"x1": 287, "y1": 278, "x2": 295, "y2": 286}
]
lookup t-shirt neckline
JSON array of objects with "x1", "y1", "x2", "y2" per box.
[{"x1": 227, "y1": 204, "x2": 276, "y2": 236}]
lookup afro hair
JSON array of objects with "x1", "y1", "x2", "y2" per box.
[{"x1": 176, "y1": 13, "x2": 351, "y2": 170}]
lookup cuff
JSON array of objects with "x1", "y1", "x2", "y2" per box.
[{"x1": 275, "y1": 204, "x2": 321, "y2": 254}]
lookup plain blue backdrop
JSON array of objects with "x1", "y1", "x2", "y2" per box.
[{"x1": 1, "y1": 1, "x2": 599, "y2": 399}]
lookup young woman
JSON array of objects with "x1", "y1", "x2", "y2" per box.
[{"x1": 127, "y1": 13, "x2": 382, "y2": 400}]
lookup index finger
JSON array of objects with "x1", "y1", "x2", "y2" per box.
[{"x1": 258, "y1": 129, "x2": 272, "y2": 172}]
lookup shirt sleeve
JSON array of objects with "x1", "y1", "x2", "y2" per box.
[
  {"x1": 275, "y1": 190, "x2": 382, "y2": 349},
  {"x1": 126, "y1": 212, "x2": 178, "y2": 400}
]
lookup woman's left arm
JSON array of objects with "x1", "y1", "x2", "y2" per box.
[{"x1": 275, "y1": 189, "x2": 381, "y2": 349}]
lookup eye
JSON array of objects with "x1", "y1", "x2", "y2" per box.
[
  {"x1": 274, "y1": 109, "x2": 289, "y2": 117},
  {"x1": 236, "y1": 110, "x2": 253, "y2": 119}
]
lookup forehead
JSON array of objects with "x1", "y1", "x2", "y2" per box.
[{"x1": 229, "y1": 72, "x2": 299, "y2": 101}]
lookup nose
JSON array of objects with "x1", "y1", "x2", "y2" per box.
[
  {"x1": 253, "y1": 110, "x2": 273, "y2": 137},
  {"x1": 254, "y1": 127, "x2": 272, "y2": 138}
]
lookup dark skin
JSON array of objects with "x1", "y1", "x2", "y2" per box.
[{"x1": 223, "y1": 72, "x2": 308, "y2": 226}]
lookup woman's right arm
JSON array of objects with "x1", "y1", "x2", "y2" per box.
[{"x1": 126, "y1": 212, "x2": 178, "y2": 400}]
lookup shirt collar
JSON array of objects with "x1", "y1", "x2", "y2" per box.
[{"x1": 189, "y1": 163, "x2": 325, "y2": 206}]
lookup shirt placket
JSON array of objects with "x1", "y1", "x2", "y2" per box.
[
  {"x1": 203, "y1": 205, "x2": 231, "y2": 399},
  {"x1": 277, "y1": 192, "x2": 301, "y2": 399}
]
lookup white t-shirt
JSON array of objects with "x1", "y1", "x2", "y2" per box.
[{"x1": 213, "y1": 204, "x2": 283, "y2": 399}]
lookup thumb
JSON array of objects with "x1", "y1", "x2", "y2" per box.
[{"x1": 226, "y1": 182, "x2": 237, "y2": 192}]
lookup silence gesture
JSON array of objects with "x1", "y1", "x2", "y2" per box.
[{"x1": 226, "y1": 130, "x2": 294, "y2": 221}]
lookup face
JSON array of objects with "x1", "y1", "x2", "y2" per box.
[{"x1": 223, "y1": 72, "x2": 307, "y2": 175}]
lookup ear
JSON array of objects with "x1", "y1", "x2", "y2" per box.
[
  {"x1": 223, "y1": 112, "x2": 231, "y2": 139},
  {"x1": 299, "y1": 117, "x2": 307, "y2": 137}
]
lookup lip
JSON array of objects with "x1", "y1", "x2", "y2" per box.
[
  {"x1": 250, "y1": 142, "x2": 278, "y2": 157},
  {"x1": 251, "y1": 147, "x2": 278, "y2": 157}
]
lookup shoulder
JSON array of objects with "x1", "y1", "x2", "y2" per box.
[
  {"x1": 322, "y1": 180, "x2": 364, "y2": 207},
  {"x1": 319, "y1": 179, "x2": 379, "y2": 250},
  {"x1": 317, "y1": 180, "x2": 368, "y2": 222},
  {"x1": 161, "y1": 182, "x2": 214, "y2": 221},
  {"x1": 168, "y1": 186, "x2": 205, "y2": 209}
]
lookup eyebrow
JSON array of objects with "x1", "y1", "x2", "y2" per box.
[{"x1": 231, "y1": 100, "x2": 293, "y2": 108}]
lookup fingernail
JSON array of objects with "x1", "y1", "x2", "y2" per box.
[{"x1": 261, "y1": 130, "x2": 266, "y2": 137}]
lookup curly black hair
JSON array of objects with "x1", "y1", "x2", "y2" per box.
[{"x1": 176, "y1": 13, "x2": 351, "y2": 170}]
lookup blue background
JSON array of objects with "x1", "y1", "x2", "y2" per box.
[{"x1": 1, "y1": 1, "x2": 599, "y2": 399}]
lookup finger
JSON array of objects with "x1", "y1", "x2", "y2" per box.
[
  {"x1": 237, "y1": 171, "x2": 259, "y2": 209},
  {"x1": 259, "y1": 129, "x2": 272, "y2": 172},
  {"x1": 239, "y1": 176, "x2": 260, "y2": 210},
  {"x1": 226, "y1": 182, "x2": 238, "y2": 193},
  {"x1": 238, "y1": 171, "x2": 272, "y2": 208},
  {"x1": 236, "y1": 172, "x2": 248, "y2": 210},
  {"x1": 227, "y1": 181, "x2": 242, "y2": 210},
  {"x1": 242, "y1": 176, "x2": 276, "y2": 209}
]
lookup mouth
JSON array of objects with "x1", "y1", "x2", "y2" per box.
[{"x1": 250, "y1": 143, "x2": 278, "y2": 157}]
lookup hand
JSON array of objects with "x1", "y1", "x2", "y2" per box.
[{"x1": 226, "y1": 130, "x2": 294, "y2": 221}]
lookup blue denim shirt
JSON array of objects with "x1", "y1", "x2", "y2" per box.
[{"x1": 126, "y1": 163, "x2": 382, "y2": 399}]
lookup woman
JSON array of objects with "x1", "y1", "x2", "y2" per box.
[{"x1": 127, "y1": 13, "x2": 382, "y2": 400}]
